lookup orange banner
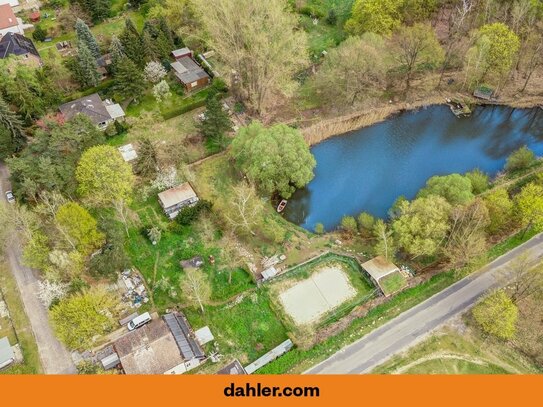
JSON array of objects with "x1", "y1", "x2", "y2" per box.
[{"x1": 1, "y1": 375, "x2": 541, "y2": 406}]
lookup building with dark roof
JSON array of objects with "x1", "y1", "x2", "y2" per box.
[
  {"x1": 0, "y1": 32, "x2": 40, "y2": 65},
  {"x1": 58, "y1": 93, "x2": 125, "y2": 129},
  {"x1": 163, "y1": 312, "x2": 205, "y2": 363},
  {"x1": 217, "y1": 359, "x2": 247, "y2": 375},
  {"x1": 170, "y1": 50, "x2": 210, "y2": 92}
]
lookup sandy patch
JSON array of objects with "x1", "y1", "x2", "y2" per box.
[{"x1": 278, "y1": 266, "x2": 356, "y2": 326}]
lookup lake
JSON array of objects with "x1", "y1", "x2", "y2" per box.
[{"x1": 284, "y1": 105, "x2": 543, "y2": 231}]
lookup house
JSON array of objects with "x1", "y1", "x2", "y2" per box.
[
  {"x1": 0, "y1": 32, "x2": 40, "y2": 65},
  {"x1": 58, "y1": 93, "x2": 125, "y2": 129},
  {"x1": 0, "y1": 1, "x2": 20, "y2": 7},
  {"x1": 170, "y1": 48, "x2": 211, "y2": 92},
  {"x1": 0, "y1": 4, "x2": 23, "y2": 37},
  {"x1": 114, "y1": 319, "x2": 185, "y2": 375},
  {"x1": 158, "y1": 182, "x2": 199, "y2": 219},
  {"x1": 0, "y1": 337, "x2": 15, "y2": 370},
  {"x1": 217, "y1": 359, "x2": 247, "y2": 375},
  {"x1": 162, "y1": 312, "x2": 206, "y2": 373}
]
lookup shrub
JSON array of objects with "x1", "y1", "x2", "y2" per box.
[
  {"x1": 505, "y1": 146, "x2": 536, "y2": 172},
  {"x1": 314, "y1": 223, "x2": 325, "y2": 234},
  {"x1": 176, "y1": 200, "x2": 212, "y2": 225},
  {"x1": 340, "y1": 216, "x2": 357, "y2": 234},
  {"x1": 357, "y1": 212, "x2": 375, "y2": 233},
  {"x1": 466, "y1": 168, "x2": 489, "y2": 194},
  {"x1": 32, "y1": 25, "x2": 47, "y2": 42}
]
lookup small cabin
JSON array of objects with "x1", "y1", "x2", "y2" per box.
[{"x1": 158, "y1": 183, "x2": 199, "y2": 219}]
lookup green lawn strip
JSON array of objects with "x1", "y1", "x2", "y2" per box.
[
  {"x1": 184, "y1": 290, "x2": 288, "y2": 365},
  {"x1": 0, "y1": 263, "x2": 42, "y2": 374},
  {"x1": 259, "y1": 229, "x2": 537, "y2": 373},
  {"x1": 379, "y1": 271, "x2": 408, "y2": 296}
]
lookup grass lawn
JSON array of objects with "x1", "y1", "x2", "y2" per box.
[
  {"x1": 373, "y1": 327, "x2": 540, "y2": 374},
  {"x1": 0, "y1": 263, "x2": 42, "y2": 374},
  {"x1": 379, "y1": 271, "x2": 408, "y2": 296},
  {"x1": 185, "y1": 290, "x2": 288, "y2": 365},
  {"x1": 300, "y1": 15, "x2": 347, "y2": 57}
]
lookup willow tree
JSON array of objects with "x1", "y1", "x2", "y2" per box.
[{"x1": 195, "y1": 0, "x2": 308, "y2": 114}]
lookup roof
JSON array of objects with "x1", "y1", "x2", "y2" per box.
[
  {"x1": 262, "y1": 266, "x2": 278, "y2": 281},
  {"x1": 171, "y1": 56, "x2": 209, "y2": 84},
  {"x1": 0, "y1": 32, "x2": 40, "y2": 60},
  {"x1": 244, "y1": 339, "x2": 293, "y2": 374},
  {"x1": 0, "y1": 4, "x2": 17, "y2": 30},
  {"x1": 217, "y1": 359, "x2": 247, "y2": 375},
  {"x1": 0, "y1": 1, "x2": 20, "y2": 7},
  {"x1": 171, "y1": 47, "x2": 191, "y2": 58},
  {"x1": 118, "y1": 144, "x2": 137, "y2": 162},
  {"x1": 180, "y1": 256, "x2": 204, "y2": 269},
  {"x1": 361, "y1": 256, "x2": 400, "y2": 282},
  {"x1": 104, "y1": 102, "x2": 125, "y2": 120},
  {"x1": 114, "y1": 319, "x2": 184, "y2": 374},
  {"x1": 158, "y1": 183, "x2": 198, "y2": 209},
  {"x1": 163, "y1": 312, "x2": 205, "y2": 361},
  {"x1": 0, "y1": 337, "x2": 14, "y2": 366},
  {"x1": 194, "y1": 326, "x2": 214, "y2": 345},
  {"x1": 58, "y1": 93, "x2": 111, "y2": 125}
]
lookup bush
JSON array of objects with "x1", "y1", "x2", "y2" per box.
[
  {"x1": 325, "y1": 9, "x2": 338, "y2": 25},
  {"x1": 32, "y1": 25, "x2": 47, "y2": 42},
  {"x1": 357, "y1": 212, "x2": 375, "y2": 233},
  {"x1": 340, "y1": 216, "x2": 357, "y2": 234},
  {"x1": 314, "y1": 223, "x2": 325, "y2": 234},
  {"x1": 175, "y1": 200, "x2": 212, "y2": 225},
  {"x1": 505, "y1": 146, "x2": 536, "y2": 172}
]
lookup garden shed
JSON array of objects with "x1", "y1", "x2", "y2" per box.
[{"x1": 361, "y1": 256, "x2": 406, "y2": 296}]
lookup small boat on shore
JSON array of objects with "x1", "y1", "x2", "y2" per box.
[
  {"x1": 446, "y1": 98, "x2": 471, "y2": 117},
  {"x1": 277, "y1": 199, "x2": 287, "y2": 213}
]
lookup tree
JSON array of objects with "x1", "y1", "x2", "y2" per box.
[
  {"x1": 345, "y1": 0, "x2": 402, "y2": 35},
  {"x1": 472, "y1": 289, "x2": 518, "y2": 340},
  {"x1": 89, "y1": 218, "x2": 130, "y2": 279},
  {"x1": 75, "y1": 18, "x2": 100, "y2": 59},
  {"x1": 465, "y1": 168, "x2": 489, "y2": 194},
  {"x1": 75, "y1": 42, "x2": 101, "y2": 88},
  {"x1": 55, "y1": 202, "x2": 105, "y2": 256},
  {"x1": 483, "y1": 188, "x2": 514, "y2": 234},
  {"x1": 357, "y1": 212, "x2": 375, "y2": 235},
  {"x1": 392, "y1": 195, "x2": 451, "y2": 258},
  {"x1": 230, "y1": 121, "x2": 316, "y2": 198},
  {"x1": 504, "y1": 254, "x2": 543, "y2": 303},
  {"x1": 314, "y1": 223, "x2": 325, "y2": 234},
  {"x1": 373, "y1": 219, "x2": 395, "y2": 260},
  {"x1": 134, "y1": 137, "x2": 158, "y2": 179},
  {"x1": 0, "y1": 95, "x2": 26, "y2": 154},
  {"x1": 417, "y1": 174, "x2": 474, "y2": 205},
  {"x1": 223, "y1": 182, "x2": 263, "y2": 236},
  {"x1": 198, "y1": 92, "x2": 232, "y2": 148},
  {"x1": 71, "y1": 0, "x2": 110, "y2": 23},
  {"x1": 32, "y1": 24, "x2": 48, "y2": 42},
  {"x1": 152, "y1": 80, "x2": 171, "y2": 103},
  {"x1": 505, "y1": 145, "x2": 535, "y2": 172},
  {"x1": 144, "y1": 61, "x2": 167, "y2": 84},
  {"x1": 108, "y1": 35, "x2": 125, "y2": 72},
  {"x1": 195, "y1": 0, "x2": 308, "y2": 114},
  {"x1": 37, "y1": 280, "x2": 69, "y2": 308},
  {"x1": 180, "y1": 267, "x2": 211, "y2": 313},
  {"x1": 7, "y1": 115, "x2": 104, "y2": 201},
  {"x1": 114, "y1": 56, "x2": 146, "y2": 101},
  {"x1": 515, "y1": 182, "x2": 543, "y2": 232},
  {"x1": 310, "y1": 34, "x2": 392, "y2": 106},
  {"x1": 444, "y1": 199, "x2": 489, "y2": 267},
  {"x1": 76, "y1": 145, "x2": 135, "y2": 206},
  {"x1": 467, "y1": 23, "x2": 520, "y2": 87},
  {"x1": 519, "y1": 29, "x2": 543, "y2": 92},
  {"x1": 50, "y1": 287, "x2": 120, "y2": 349},
  {"x1": 340, "y1": 216, "x2": 357, "y2": 235},
  {"x1": 119, "y1": 18, "x2": 145, "y2": 67},
  {"x1": 393, "y1": 23, "x2": 444, "y2": 90}
]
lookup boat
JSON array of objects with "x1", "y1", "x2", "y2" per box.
[
  {"x1": 277, "y1": 199, "x2": 287, "y2": 213},
  {"x1": 445, "y1": 98, "x2": 471, "y2": 118}
]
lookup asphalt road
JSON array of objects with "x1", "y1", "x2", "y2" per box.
[
  {"x1": 0, "y1": 164, "x2": 76, "y2": 374},
  {"x1": 307, "y1": 232, "x2": 543, "y2": 374}
]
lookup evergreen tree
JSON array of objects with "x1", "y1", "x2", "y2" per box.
[
  {"x1": 142, "y1": 20, "x2": 172, "y2": 61},
  {"x1": 0, "y1": 96, "x2": 26, "y2": 154},
  {"x1": 141, "y1": 29, "x2": 160, "y2": 62},
  {"x1": 108, "y1": 35, "x2": 125, "y2": 72},
  {"x1": 75, "y1": 18, "x2": 101, "y2": 59},
  {"x1": 198, "y1": 92, "x2": 233, "y2": 149},
  {"x1": 114, "y1": 56, "x2": 146, "y2": 101},
  {"x1": 73, "y1": 0, "x2": 110, "y2": 24},
  {"x1": 76, "y1": 42, "x2": 100, "y2": 88},
  {"x1": 158, "y1": 17, "x2": 176, "y2": 49},
  {"x1": 134, "y1": 137, "x2": 158, "y2": 178},
  {"x1": 120, "y1": 19, "x2": 145, "y2": 67}
]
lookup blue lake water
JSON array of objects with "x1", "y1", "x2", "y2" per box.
[{"x1": 284, "y1": 105, "x2": 543, "y2": 231}]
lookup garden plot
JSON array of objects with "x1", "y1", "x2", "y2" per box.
[{"x1": 278, "y1": 266, "x2": 357, "y2": 326}]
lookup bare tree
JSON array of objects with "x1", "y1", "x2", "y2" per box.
[
  {"x1": 503, "y1": 254, "x2": 543, "y2": 303},
  {"x1": 181, "y1": 267, "x2": 211, "y2": 314},
  {"x1": 223, "y1": 182, "x2": 263, "y2": 236},
  {"x1": 113, "y1": 199, "x2": 130, "y2": 237},
  {"x1": 219, "y1": 232, "x2": 244, "y2": 284}
]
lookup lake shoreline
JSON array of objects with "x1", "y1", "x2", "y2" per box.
[{"x1": 302, "y1": 94, "x2": 543, "y2": 147}]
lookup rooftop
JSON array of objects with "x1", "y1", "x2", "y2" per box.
[
  {"x1": 361, "y1": 256, "x2": 400, "y2": 282},
  {"x1": 171, "y1": 56, "x2": 209, "y2": 84},
  {"x1": 163, "y1": 312, "x2": 204, "y2": 361},
  {"x1": 0, "y1": 32, "x2": 40, "y2": 60},
  {"x1": 217, "y1": 359, "x2": 247, "y2": 375},
  {"x1": 158, "y1": 183, "x2": 198, "y2": 209},
  {"x1": 58, "y1": 93, "x2": 111, "y2": 125},
  {"x1": 114, "y1": 319, "x2": 183, "y2": 375},
  {"x1": 171, "y1": 47, "x2": 191, "y2": 58},
  {"x1": 0, "y1": 336, "x2": 14, "y2": 367},
  {"x1": 118, "y1": 144, "x2": 137, "y2": 162},
  {"x1": 0, "y1": 4, "x2": 17, "y2": 30}
]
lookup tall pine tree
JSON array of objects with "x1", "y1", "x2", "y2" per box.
[
  {"x1": 198, "y1": 92, "x2": 232, "y2": 150},
  {"x1": 0, "y1": 96, "x2": 26, "y2": 153},
  {"x1": 108, "y1": 35, "x2": 125, "y2": 73},
  {"x1": 75, "y1": 18, "x2": 101, "y2": 59},
  {"x1": 120, "y1": 19, "x2": 145, "y2": 67},
  {"x1": 76, "y1": 42, "x2": 101, "y2": 88},
  {"x1": 114, "y1": 56, "x2": 146, "y2": 101},
  {"x1": 134, "y1": 137, "x2": 158, "y2": 178}
]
